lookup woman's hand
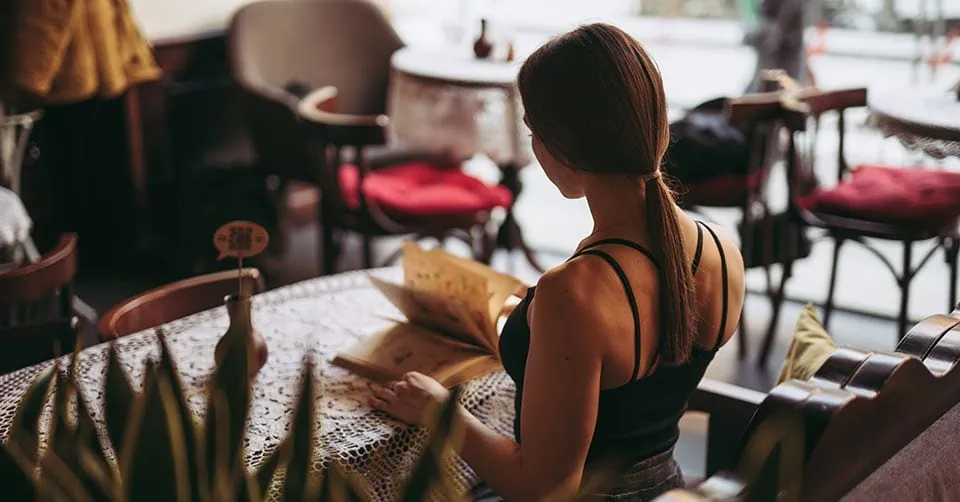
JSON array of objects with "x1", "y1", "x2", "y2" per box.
[{"x1": 369, "y1": 372, "x2": 450, "y2": 426}]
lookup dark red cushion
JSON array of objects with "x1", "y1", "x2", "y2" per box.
[
  {"x1": 680, "y1": 171, "x2": 764, "y2": 208},
  {"x1": 339, "y1": 162, "x2": 513, "y2": 218},
  {"x1": 799, "y1": 165, "x2": 960, "y2": 230}
]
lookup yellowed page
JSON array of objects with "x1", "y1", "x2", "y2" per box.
[
  {"x1": 402, "y1": 241, "x2": 490, "y2": 316},
  {"x1": 432, "y1": 249, "x2": 526, "y2": 322},
  {"x1": 331, "y1": 322, "x2": 502, "y2": 388},
  {"x1": 369, "y1": 275, "x2": 495, "y2": 354}
]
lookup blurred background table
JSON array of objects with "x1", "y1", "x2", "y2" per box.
[
  {"x1": 868, "y1": 86, "x2": 960, "y2": 160},
  {"x1": 389, "y1": 47, "x2": 544, "y2": 271}
]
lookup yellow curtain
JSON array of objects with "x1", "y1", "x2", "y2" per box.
[{"x1": 12, "y1": 0, "x2": 161, "y2": 105}]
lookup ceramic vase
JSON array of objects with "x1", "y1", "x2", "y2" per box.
[
  {"x1": 473, "y1": 19, "x2": 493, "y2": 59},
  {"x1": 215, "y1": 293, "x2": 269, "y2": 378}
]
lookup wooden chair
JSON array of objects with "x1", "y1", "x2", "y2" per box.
[
  {"x1": 229, "y1": 0, "x2": 509, "y2": 274},
  {"x1": 671, "y1": 86, "x2": 807, "y2": 361},
  {"x1": 0, "y1": 317, "x2": 79, "y2": 376},
  {"x1": 98, "y1": 268, "x2": 265, "y2": 340},
  {"x1": 297, "y1": 86, "x2": 509, "y2": 273},
  {"x1": 658, "y1": 307, "x2": 960, "y2": 501},
  {"x1": 0, "y1": 233, "x2": 78, "y2": 327},
  {"x1": 783, "y1": 88, "x2": 960, "y2": 341}
]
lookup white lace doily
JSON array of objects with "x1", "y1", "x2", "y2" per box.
[
  {"x1": 0, "y1": 268, "x2": 517, "y2": 501},
  {"x1": 868, "y1": 88, "x2": 960, "y2": 160},
  {"x1": 387, "y1": 48, "x2": 533, "y2": 167}
]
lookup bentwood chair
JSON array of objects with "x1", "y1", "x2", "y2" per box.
[
  {"x1": 0, "y1": 233, "x2": 80, "y2": 327},
  {"x1": 98, "y1": 268, "x2": 265, "y2": 340},
  {"x1": 784, "y1": 88, "x2": 960, "y2": 343},
  {"x1": 229, "y1": 0, "x2": 510, "y2": 274}
]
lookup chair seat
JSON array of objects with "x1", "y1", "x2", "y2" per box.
[
  {"x1": 680, "y1": 171, "x2": 764, "y2": 208},
  {"x1": 339, "y1": 162, "x2": 513, "y2": 220},
  {"x1": 799, "y1": 165, "x2": 960, "y2": 234}
]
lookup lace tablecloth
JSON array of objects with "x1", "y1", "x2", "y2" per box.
[
  {"x1": 868, "y1": 87, "x2": 960, "y2": 160},
  {"x1": 0, "y1": 268, "x2": 517, "y2": 501},
  {"x1": 387, "y1": 48, "x2": 533, "y2": 167}
]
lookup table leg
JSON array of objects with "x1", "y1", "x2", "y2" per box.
[{"x1": 497, "y1": 163, "x2": 545, "y2": 274}]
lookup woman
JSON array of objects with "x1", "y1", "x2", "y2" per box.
[{"x1": 371, "y1": 23, "x2": 745, "y2": 501}]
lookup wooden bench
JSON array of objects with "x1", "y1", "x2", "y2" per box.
[{"x1": 673, "y1": 307, "x2": 960, "y2": 501}]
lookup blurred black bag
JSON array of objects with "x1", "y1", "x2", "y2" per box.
[{"x1": 667, "y1": 97, "x2": 751, "y2": 183}]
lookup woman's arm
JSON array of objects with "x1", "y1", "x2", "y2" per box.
[{"x1": 457, "y1": 269, "x2": 603, "y2": 501}]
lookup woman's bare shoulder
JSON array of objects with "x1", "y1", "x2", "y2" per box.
[{"x1": 530, "y1": 258, "x2": 626, "y2": 338}]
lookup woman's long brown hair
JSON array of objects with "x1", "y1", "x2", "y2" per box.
[{"x1": 518, "y1": 23, "x2": 696, "y2": 365}]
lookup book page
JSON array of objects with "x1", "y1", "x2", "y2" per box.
[
  {"x1": 433, "y1": 250, "x2": 526, "y2": 322},
  {"x1": 332, "y1": 322, "x2": 502, "y2": 388},
  {"x1": 402, "y1": 242, "x2": 489, "y2": 316},
  {"x1": 369, "y1": 275, "x2": 496, "y2": 354}
]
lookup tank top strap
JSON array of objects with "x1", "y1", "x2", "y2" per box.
[
  {"x1": 691, "y1": 221, "x2": 705, "y2": 276},
  {"x1": 574, "y1": 238, "x2": 660, "y2": 269},
  {"x1": 573, "y1": 248, "x2": 645, "y2": 382},
  {"x1": 697, "y1": 222, "x2": 730, "y2": 352}
]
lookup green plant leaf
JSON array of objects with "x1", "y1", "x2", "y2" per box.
[
  {"x1": 320, "y1": 462, "x2": 368, "y2": 502},
  {"x1": 104, "y1": 343, "x2": 135, "y2": 456},
  {"x1": 570, "y1": 454, "x2": 633, "y2": 501},
  {"x1": 280, "y1": 360, "x2": 319, "y2": 502},
  {"x1": 156, "y1": 369, "x2": 194, "y2": 502},
  {"x1": 74, "y1": 387, "x2": 115, "y2": 502},
  {"x1": 121, "y1": 361, "x2": 182, "y2": 501},
  {"x1": 400, "y1": 387, "x2": 465, "y2": 502},
  {"x1": 241, "y1": 440, "x2": 289, "y2": 501},
  {"x1": 208, "y1": 390, "x2": 239, "y2": 501},
  {"x1": 0, "y1": 444, "x2": 36, "y2": 500},
  {"x1": 13, "y1": 441, "x2": 90, "y2": 502},
  {"x1": 7, "y1": 365, "x2": 56, "y2": 461},
  {"x1": 157, "y1": 329, "x2": 203, "y2": 500},
  {"x1": 205, "y1": 313, "x2": 254, "y2": 489}
]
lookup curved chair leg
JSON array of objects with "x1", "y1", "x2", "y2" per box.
[
  {"x1": 737, "y1": 309, "x2": 748, "y2": 360},
  {"x1": 897, "y1": 241, "x2": 913, "y2": 340},
  {"x1": 946, "y1": 238, "x2": 959, "y2": 313},
  {"x1": 362, "y1": 235, "x2": 374, "y2": 270},
  {"x1": 822, "y1": 238, "x2": 844, "y2": 330},
  {"x1": 320, "y1": 223, "x2": 339, "y2": 276},
  {"x1": 757, "y1": 260, "x2": 793, "y2": 368}
]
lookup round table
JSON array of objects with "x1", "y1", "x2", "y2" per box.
[
  {"x1": 388, "y1": 48, "x2": 545, "y2": 272},
  {"x1": 868, "y1": 87, "x2": 960, "y2": 160},
  {"x1": 0, "y1": 269, "x2": 517, "y2": 501},
  {"x1": 387, "y1": 47, "x2": 529, "y2": 167}
]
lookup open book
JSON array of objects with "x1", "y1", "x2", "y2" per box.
[{"x1": 332, "y1": 242, "x2": 526, "y2": 387}]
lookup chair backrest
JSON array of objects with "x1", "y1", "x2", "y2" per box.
[
  {"x1": 229, "y1": 0, "x2": 402, "y2": 180},
  {"x1": 0, "y1": 234, "x2": 78, "y2": 327},
  {"x1": 98, "y1": 268, "x2": 265, "y2": 340},
  {"x1": 0, "y1": 317, "x2": 79, "y2": 376},
  {"x1": 658, "y1": 308, "x2": 960, "y2": 501}
]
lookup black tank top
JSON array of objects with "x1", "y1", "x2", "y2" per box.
[{"x1": 498, "y1": 221, "x2": 731, "y2": 464}]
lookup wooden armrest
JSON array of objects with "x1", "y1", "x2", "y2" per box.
[
  {"x1": 689, "y1": 379, "x2": 765, "y2": 477},
  {"x1": 690, "y1": 378, "x2": 766, "y2": 416},
  {"x1": 297, "y1": 86, "x2": 389, "y2": 129},
  {"x1": 363, "y1": 145, "x2": 458, "y2": 169}
]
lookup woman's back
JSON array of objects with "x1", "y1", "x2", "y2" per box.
[{"x1": 499, "y1": 211, "x2": 745, "y2": 465}]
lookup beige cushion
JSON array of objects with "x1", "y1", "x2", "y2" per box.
[{"x1": 776, "y1": 304, "x2": 837, "y2": 385}]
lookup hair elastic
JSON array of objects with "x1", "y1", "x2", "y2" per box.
[{"x1": 639, "y1": 171, "x2": 662, "y2": 183}]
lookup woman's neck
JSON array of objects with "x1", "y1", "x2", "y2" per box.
[{"x1": 582, "y1": 175, "x2": 649, "y2": 239}]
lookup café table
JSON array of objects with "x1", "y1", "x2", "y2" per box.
[
  {"x1": 868, "y1": 86, "x2": 960, "y2": 160},
  {"x1": 0, "y1": 268, "x2": 517, "y2": 500},
  {"x1": 388, "y1": 47, "x2": 545, "y2": 273}
]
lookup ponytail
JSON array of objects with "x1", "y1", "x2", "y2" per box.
[{"x1": 644, "y1": 174, "x2": 696, "y2": 366}]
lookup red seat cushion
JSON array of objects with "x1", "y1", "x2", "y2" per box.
[
  {"x1": 339, "y1": 162, "x2": 513, "y2": 219},
  {"x1": 799, "y1": 165, "x2": 960, "y2": 231},
  {"x1": 681, "y1": 171, "x2": 764, "y2": 208}
]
